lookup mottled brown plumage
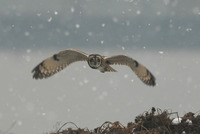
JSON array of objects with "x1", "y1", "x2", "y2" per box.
[{"x1": 32, "y1": 49, "x2": 156, "y2": 86}]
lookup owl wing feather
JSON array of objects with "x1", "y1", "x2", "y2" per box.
[
  {"x1": 32, "y1": 49, "x2": 89, "y2": 79},
  {"x1": 105, "y1": 55, "x2": 156, "y2": 86}
]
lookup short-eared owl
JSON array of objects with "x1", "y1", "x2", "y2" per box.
[{"x1": 32, "y1": 49, "x2": 156, "y2": 86}]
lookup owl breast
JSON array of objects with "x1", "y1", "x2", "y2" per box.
[{"x1": 88, "y1": 54, "x2": 102, "y2": 69}]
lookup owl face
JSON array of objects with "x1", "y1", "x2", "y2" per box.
[{"x1": 88, "y1": 54, "x2": 102, "y2": 69}]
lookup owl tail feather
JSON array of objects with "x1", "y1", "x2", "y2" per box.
[{"x1": 103, "y1": 65, "x2": 117, "y2": 73}]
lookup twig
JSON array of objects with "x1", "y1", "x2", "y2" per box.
[{"x1": 56, "y1": 122, "x2": 79, "y2": 134}]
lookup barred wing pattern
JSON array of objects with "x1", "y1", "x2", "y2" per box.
[
  {"x1": 32, "y1": 49, "x2": 88, "y2": 79},
  {"x1": 105, "y1": 55, "x2": 156, "y2": 86}
]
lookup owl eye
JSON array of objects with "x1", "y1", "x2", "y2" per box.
[
  {"x1": 90, "y1": 58, "x2": 94, "y2": 63},
  {"x1": 97, "y1": 58, "x2": 101, "y2": 62}
]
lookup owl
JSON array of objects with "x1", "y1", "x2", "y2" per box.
[{"x1": 32, "y1": 49, "x2": 156, "y2": 86}]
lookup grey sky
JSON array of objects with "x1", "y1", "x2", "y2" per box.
[
  {"x1": 0, "y1": 0, "x2": 200, "y2": 134},
  {"x1": 1, "y1": 0, "x2": 200, "y2": 17}
]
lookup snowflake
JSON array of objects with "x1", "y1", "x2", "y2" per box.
[
  {"x1": 48, "y1": 17, "x2": 52, "y2": 22},
  {"x1": 54, "y1": 11, "x2": 58, "y2": 15},
  {"x1": 75, "y1": 24, "x2": 80, "y2": 29}
]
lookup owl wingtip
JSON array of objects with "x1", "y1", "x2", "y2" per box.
[
  {"x1": 32, "y1": 65, "x2": 43, "y2": 80},
  {"x1": 149, "y1": 76, "x2": 156, "y2": 87},
  {"x1": 151, "y1": 82, "x2": 156, "y2": 86},
  {"x1": 143, "y1": 73, "x2": 156, "y2": 86}
]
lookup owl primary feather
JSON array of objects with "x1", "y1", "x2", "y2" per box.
[{"x1": 32, "y1": 49, "x2": 156, "y2": 86}]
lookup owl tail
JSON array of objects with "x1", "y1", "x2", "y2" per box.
[{"x1": 100, "y1": 65, "x2": 117, "y2": 73}]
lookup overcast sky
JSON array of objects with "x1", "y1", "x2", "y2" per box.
[
  {"x1": 1, "y1": 0, "x2": 200, "y2": 17},
  {"x1": 0, "y1": 0, "x2": 200, "y2": 51},
  {"x1": 0, "y1": 0, "x2": 200, "y2": 134}
]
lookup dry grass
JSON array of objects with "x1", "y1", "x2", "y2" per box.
[{"x1": 49, "y1": 107, "x2": 200, "y2": 134}]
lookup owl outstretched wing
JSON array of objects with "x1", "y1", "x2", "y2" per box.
[
  {"x1": 32, "y1": 49, "x2": 88, "y2": 79},
  {"x1": 105, "y1": 55, "x2": 156, "y2": 86}
]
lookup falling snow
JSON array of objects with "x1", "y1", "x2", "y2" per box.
[
  {"x1": 92, "y1": 86, "x2": 97, "y2": 91},
  {"x1": 101, "y1": 23, "x2": 106, "y2": 27},
  {"x1": 17, "y1": 121, "x2": 23, "y2": 126},
  {"x1": 136, "y1": 10, "x2": 141, "y2": 15},
  {"x1": 98, "y1": 91, "x2": 108, "y2": 100},
  {"x1": 83, "y1": 78, "x2": 89, "y2": 84},
  {"x1": 156, "y1": 11, "x2": 161, "y2": 16},
  {"x1": 159, "y1": 51, "x2": 164, "y2": 54},
  {"x1": 24, "y1": 31, "x2": 30, "y2": 36},
  {"x1": 37, "y1": 13, "x2": 41, "y2": 17},
  {"x1": 64, "y1": 31, "x2": 70, "y2": 36},
  {"x1": 186, "y1": 28, "x2": 192, "y2": 32},
  {"x1": 124, "y1": 74, "x2": 128, "y2": 78},
  {"x1": 71, "y1": 7, "x2": 75, "y2": 13},
  {"x1": 75, "y1": 24, "x2": 80, "y2": 28},
  {"x1": 54, "y1": 11, "x2": 58, "y2": 15},
  {"x1": 23, "y1": 55, "x2": 31, "y2": 62},
  {"x1": 1, "y1": 1, "x2": 200, "y2": 134},
  {"x1": 26, "y1": 49, "x2": 31, "y2": 53},
  {"x1": 88, "y1": 32, "x2": 93, "y2": 36},
  {"x1": 48, "y1": 17, "x2": 52, "y2": 22},
  {"x1": 112, "y1": 17, "x2": 118, "y2": 23}
]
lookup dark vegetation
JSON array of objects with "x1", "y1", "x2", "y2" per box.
[{"x1": 49, "y1": 107, "x2": 200, "y2": 134}]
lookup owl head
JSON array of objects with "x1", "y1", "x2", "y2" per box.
[{"x1": 88, "y1": 54, "x2": 102, "y2": 69}]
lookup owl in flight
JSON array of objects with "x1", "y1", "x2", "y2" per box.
[{"x1": 32, "y1": 49, "x2": 156, "y2": 86}]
